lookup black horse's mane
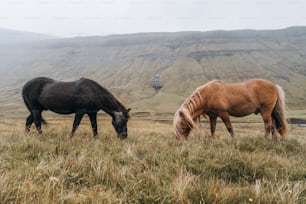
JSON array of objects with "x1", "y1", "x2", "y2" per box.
[{"x1": 80, "y1": 78, "x2": 128, "y2": 114}]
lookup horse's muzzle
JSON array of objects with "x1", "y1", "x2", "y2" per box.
[{"x1": 118, "y1": 132, "x2": 127, "y2": 139}]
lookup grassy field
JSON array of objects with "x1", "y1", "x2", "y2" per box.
[{"x1": 0, "y1": 118, "x2": 306, "y2": 203}]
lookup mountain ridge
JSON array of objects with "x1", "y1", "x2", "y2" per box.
[
  {"x1": 0, "y1": 27, "x2": 306, "y2": 118},
  {"x1": 0, "y1": 28, "x2": 55, "y2": 44}
]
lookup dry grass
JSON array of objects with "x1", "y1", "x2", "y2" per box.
[{"x1": 0, "y1": 118, "x2": 306, "y2": 203}]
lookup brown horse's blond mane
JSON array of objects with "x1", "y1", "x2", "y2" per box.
[
  {"x1": 181, "y1": 80, "x2": 222, "y2": 117},
  {"x1": 182, "y1": 91, "x2": 203, "y2": 117},
  {"x1": 173, "y1": 81, "x2": 220, "y2": 138}
]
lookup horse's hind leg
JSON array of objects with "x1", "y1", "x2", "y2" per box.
[
  {"x1": 271, "y1": 119, "x2": 277, "y2": 140},
  {"x1": 220, "y1": 113, "x2": 234, "y2": 138},
  {"x1": 32, "y1": 110, "x2": 43, "y2": 134},
  {"x1": 261, "y1": 112, "x2": 273, "y2": 139},
  {"x1": 25, "y1": 114, "x2": 33, "y2": 133}
]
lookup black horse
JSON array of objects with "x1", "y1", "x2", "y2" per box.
[{"x1": 22, "y1": 77, "x2": 130, "y2": 139}]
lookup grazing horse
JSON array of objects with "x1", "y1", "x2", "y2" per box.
[
  {"x1": 173, "y1": 79, "x2": 288, "y2": 139},
  {"x1": 22, "y1": 77, "x2": 130, "y2": 139}
]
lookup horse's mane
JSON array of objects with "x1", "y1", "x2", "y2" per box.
[
  {"x1": 182, "y1": 91, "x2": 203, "y2": 117},
  {"x1": 173, "y1": 80, "x2": 222, "y2": 138},
  {"x1": 173, "y1": 87, "x2": 204, "y2": 138},
  {"x1": 82, "y1": 78, "x2": 129, "y2": 115}
]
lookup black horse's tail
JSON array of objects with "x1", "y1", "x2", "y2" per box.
[
  {"x1": 22, "y1": 95, "x2": 47, "y2": 125},
  {"x1": 272, "y1": 85, "x2": 288, "y2": 136}
]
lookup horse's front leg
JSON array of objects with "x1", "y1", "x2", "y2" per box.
[
  {"x1": 88, "y1": 112, "x2": 98, "y2": 139},
  {"x1": 220, "y1": 112, "x2": 234, "y2": 138},
  {"x1": 70, "y1": 113, "x2": 84, "y2": 138},
  {"x1": 209, "y1": 115, "x2": 217, "y2": 138}
]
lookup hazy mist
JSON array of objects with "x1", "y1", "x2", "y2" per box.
[{"x1": 0, "y1": 0, "x2": 305, "y2": 37}]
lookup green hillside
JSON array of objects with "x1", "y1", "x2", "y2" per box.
[{"x1": 0, "y1": 27, "x2": 306, "y2": 118}]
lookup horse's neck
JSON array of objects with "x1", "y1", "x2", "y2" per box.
[
  {"x1": 183, "y1": 92, "x2": 204, "y2": 120},
  {"x1": 103, "y1": 108, "x2": 119, "y2": 118},
  {"x1": 99, "y1": 95, "x2": 123, "y2": 117}
]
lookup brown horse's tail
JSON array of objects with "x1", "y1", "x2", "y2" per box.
[{"x1": 272, "y1": 85, "x2": 288, "y2": 136}]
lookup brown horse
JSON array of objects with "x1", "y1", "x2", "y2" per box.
[{"x1": 173, "y1": 79, "x2": 288, "y2": 139}]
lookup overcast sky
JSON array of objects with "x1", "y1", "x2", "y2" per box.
[{"x1": 0, "y1": 0, "x2": 305, "y2": 37}]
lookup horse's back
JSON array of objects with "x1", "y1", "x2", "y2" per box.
[
  {"x1": 243, "y1": 79, "x2": 278, "y2": 100},
  {"x1": 244, "y1": 78, "x2": 276, "y2": 87},
  {"x1": 38, "y1": 78, "x2": 99, "y2": 103}
]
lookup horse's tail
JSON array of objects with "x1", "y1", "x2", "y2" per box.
[
  {"x1": 272, "y1": 85, "x2": 288, "y2": 136},
  {"x1": 173, "y1": 107, "x2": 198, "y2": 139},
  {"x1": 22, "y1": 95, "x2": 47, "y2": 125}
]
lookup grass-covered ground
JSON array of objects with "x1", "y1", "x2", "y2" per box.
[{"x1": 0, "y1": 118, "x2": 306, "y2": 203}]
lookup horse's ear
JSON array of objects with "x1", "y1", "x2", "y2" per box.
[{"x1": 126, "y1": 108, "x2": 131, "y2": 118}]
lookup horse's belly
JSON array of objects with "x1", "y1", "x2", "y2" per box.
[
  {"x1": 48, "y1": 108, "x2": 74, "y2": 115},
  {"x1": 229, "y1": 111, "x2": 253, "y2": 117},
  {"x1": 45, "y1": 105, "x2": 75, "y2": 114},
  {"x1": 38, "y1": 96, "x2": 76, "y2": 114},
  {"x1": 228, "y1": 105, "x2": 257, "y2": 117},
  {"x1": 40, "y1": 99, "x2": 98, "y2": 114}
]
